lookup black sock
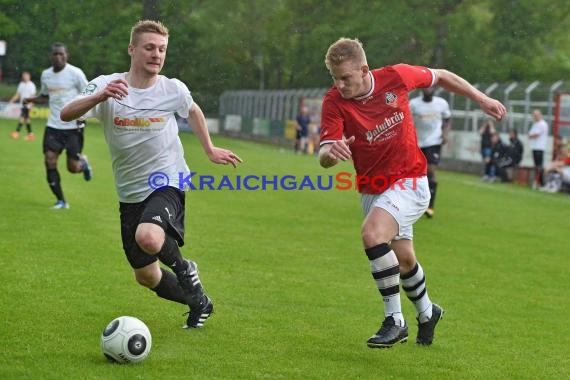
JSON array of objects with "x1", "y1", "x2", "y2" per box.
[
  {"x1": 428, "y1": 181, "x2": 437, "y2": 208},
  {"x1": 157, "y1": 237, "x2": 188, "y2": 276},
  {"x1": 16, "y1": 123, "x2": 22, "y2": 132},
  {"x1": 26, "y1": 124, "x2": 32, "y2": 133},
  {"x1": 151, "y1": 268, "x2": 187, "y2": 304},
  {"x1": 47, "y1": 168, "x2": 64, "y2": 201}
]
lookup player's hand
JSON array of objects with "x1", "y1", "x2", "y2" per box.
[
  {"x1": 207, "y1": 147, "x2": 243, "y2": 168},
  {"x1": 479, "y1": 97, "x2": 507, "y2": 121},
  {"x1": 23, "y1": 97, "x2": 32, "y2": 105},
  {"x1": 327, "y1": 136, "x2": 355, "y2": 161},
  {"x1": 101, "y1": 79, "x2": 129, "y2": 101}
]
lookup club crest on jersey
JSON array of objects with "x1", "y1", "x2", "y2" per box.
[{"x1": 385, "y1": 92, "x2": 397, "y2": 106}]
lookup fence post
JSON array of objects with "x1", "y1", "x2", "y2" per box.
[
  {"x1": 547, "y1": 80, "x2": 564, "y2": 127},
  {"x1": 523, "y1": 81, "x2": 540, "y2": 132}
]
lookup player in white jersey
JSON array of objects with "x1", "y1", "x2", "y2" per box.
[
  {"x1": 23, "y1": 43, "x2": 92, "y2": 209},
  {"x1": 61, "y1": 20, "x2": 242, "y2": 329},
  {"x1": 9, "y1": 71, "x2": 37, "y2": 140},
  {"x1": 410, "y1": 87, "x2": 451, "y2": 218}
]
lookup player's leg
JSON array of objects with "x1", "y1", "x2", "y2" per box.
[
  {"x1": 136, "y1": 188, "x2": 213, "y2": 328},
  {"x1": 22, "y1": 108, "x2": 34, "y2": 140},
  {"x1": 361, "y1": 195, "x2": 407, "y2": 348},
  {"x1": 422, "y1": 146, "x2": 441, "y2": 218},
  {"x1": 391, "y1": 239, "x2": 443, "y2": 345},
  {"x1": 65, "y1": 126, "x2": 92, "y2": 181},
  {"x1": 10, "y1": 111, "x2": 26, "y2": 139},
  {"x1": 43, "y1": 127, "x2": 67, "y2": 209},
  {"x1": 294, "y1": 130, "x2": 301, "y2": 154},
  {"x1": 120, "y1": 201, "x2": 188, "y2": 306}
]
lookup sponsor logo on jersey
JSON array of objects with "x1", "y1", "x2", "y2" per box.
[
  {"x1": 113, "y1": 117, "x2": 165, "y2": 127},
  {"x1": 385, "y1": 92, "x2": 397, "y2": 105},
  {"x1": 366, "y1": 111, "x2": 405, "y2": 143},
  {"x1": 81, "y1": 83, "x2": 97, "y2": 95}
]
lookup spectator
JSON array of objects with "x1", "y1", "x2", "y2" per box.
[
  {"x1": 295, "y1": 106, "x2": 310, "y2": 154},
  {"x1": 9, "y1": 71, "x2": 37, "y2": 141},
  {"x1": 479, "y1": 120, "x2": 496, "y2": 181},
  {"x1": 508, "y1": 129, "x2": 524, "y2": 167},
  {"x1": 489, "y1": 132, "x2": 509, "y2": 182},
  {"x1": 528, "y1": 109, "x2": 548, "y2": 189},
  {"x1": 541, "y1": 145, "x2": 570, "y2": 193}
]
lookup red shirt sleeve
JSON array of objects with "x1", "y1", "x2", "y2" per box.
[
  {"x1": 391, "y1": 64, "x2": 435, "y2": 91},
  {"x1": 319, "y1": 94, "x2": 344, "y2": 145}
]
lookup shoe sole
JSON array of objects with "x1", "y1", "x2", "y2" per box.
[
  {"x1": 416, "y1": 307, "x2": 444, "y2": 345},
  {"x1": 367, "y1": 336, "x2": 408, "y2": 349}
]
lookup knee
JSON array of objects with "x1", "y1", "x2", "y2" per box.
[
  {"x1": 361, "y1": 225, "x2": 386, "y2": 248},
  {"x1": 45, "y1": 157, "x2": 57, "y2": 169},
  {"x1": 67, "y1": 159, "x2": 82, "y2": 173},
  {"x1": 134, "y1": 266, "x2": 161, "y2": 288},
  {"x1": 398, "y1": 256, "x2": 416, "y2": 274},
  {"x1": 135, "y1": 224, "x2": 164, "y2": 254}
]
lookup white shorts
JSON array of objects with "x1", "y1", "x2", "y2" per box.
[{"x1": 361, "y1": 176, "x2": 430, "y2": 240}]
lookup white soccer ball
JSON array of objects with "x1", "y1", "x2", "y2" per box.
[{"x1": 101, "y1": 316, "x2": 152, "y2": 364}]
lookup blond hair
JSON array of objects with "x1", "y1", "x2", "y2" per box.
[
  {"x1": 130, "y1": 20, "x2": 169, "y2": 45},
  {"x1": 325, "y1": 38, "x2": 367, "y2": 70}
]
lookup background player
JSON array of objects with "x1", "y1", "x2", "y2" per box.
[
  {"x1": 9, "y1": 71, "x2": 37, "y2": 141},
  {"x1": 319, "y1": 38, "x2": 506, "y2": 349},
  {"x1": 409, "y1": 86, "x2": 451, "y2": 218},
  {"x1": 61, "y1": 20, "x2": 242, "y2": 328},
  {"x1": 24, "y1": 43, "x2": 92, "y2": 209}
]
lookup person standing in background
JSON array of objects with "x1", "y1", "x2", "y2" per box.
[{"x1": 528, "y1": 109, "x2": 548, "y2": 189}]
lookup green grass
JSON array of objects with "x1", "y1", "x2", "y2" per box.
[
  {"x1": 0, "y1": 82, "x2": 17, "y2": 99},
  {"x1": 0, "y1": 117, "x2": 569, "y2": 379}
]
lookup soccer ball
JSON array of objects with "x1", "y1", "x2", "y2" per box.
[{"x1": 101, "y1": 316, "x2": 152, "y2": 364}]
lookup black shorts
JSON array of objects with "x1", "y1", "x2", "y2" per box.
[
  {"x1": 119, "y1": 186, "x2": 186, "y2": 269},
  {"x1": 20, "y1": 107, "x2": 30, "y2": 119},
  {"x1": 43, "y1": 126, "x2": 85, "y2": 159},
  {"x1": 421, "y1": 145, "x2": 442, "y2": 165}
]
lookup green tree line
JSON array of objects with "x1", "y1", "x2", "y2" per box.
[{"x1": 1, "y1": 0, "x2": 569, "y2": 114}]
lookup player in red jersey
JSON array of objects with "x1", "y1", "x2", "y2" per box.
[{"x1": 319, "y1": 38, "x2": 506, "y2": 348}]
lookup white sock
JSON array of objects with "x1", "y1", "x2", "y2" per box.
[{"x1": 401, "y1": 262, "x2": 433, "y2": 323}]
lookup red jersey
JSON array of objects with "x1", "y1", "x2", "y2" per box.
[{"x1": 320, "y1": 64, "x2": 435, "y2": 194}]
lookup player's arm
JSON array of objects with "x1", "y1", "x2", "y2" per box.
[
  {"x1": 319, "y1": 136, "x2": 355, "y2": 168},
  {"x1": 9, "y1": 90, "x2": 20, "y2": 103},
  {"x1": 433, "y1": 69, "x2": 506, "y2": 121},
  {"x1": 187, "y1": 102, "x2": 242, "y2": 168},
  {"x1": 23, "y1": 94, "x2": 48, "y2": 105},
  {"x1": 61, "y1": 79, "x2": 128, "y2": 122}
]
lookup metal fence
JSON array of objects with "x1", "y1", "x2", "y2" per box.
[{"x1": 219, "y1": 80, "x2": 568, "y2": 137}]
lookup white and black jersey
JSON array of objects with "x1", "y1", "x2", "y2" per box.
[{"x1": 410, "y1": 95, "x2": 451, "y2": 148}]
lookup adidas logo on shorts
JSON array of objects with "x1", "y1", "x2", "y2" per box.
[{"x1": 152, "y1": 215, "x2": 163, "y2": 223}]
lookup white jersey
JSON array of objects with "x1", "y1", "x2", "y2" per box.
[
  {"x1": 40, "y1": 63, "x2": 88, "y2": 130},
  {"x1": 410, "y1": 95, "x2": 451, "y2": 148},
  {"x1": 16, "y1": 81, "x2": 37, "y2": 107},
  {"x1": 79, "y1": 73, "x2": 193, "y2": 203},
  {"x1": 529, "y1": 119, "x2": 548, "y2": 151}
]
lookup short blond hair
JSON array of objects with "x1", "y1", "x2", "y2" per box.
[
  {"x1": 325, "y1": 38, "x2": 367, "y2": 70},
  {"x1": 130, "y1": 20, "x2": 169, "y2": 45}
]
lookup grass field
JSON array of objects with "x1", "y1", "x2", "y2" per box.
[{"x1": 0, "y1": 117, "x2": 569, "y2": 379}]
